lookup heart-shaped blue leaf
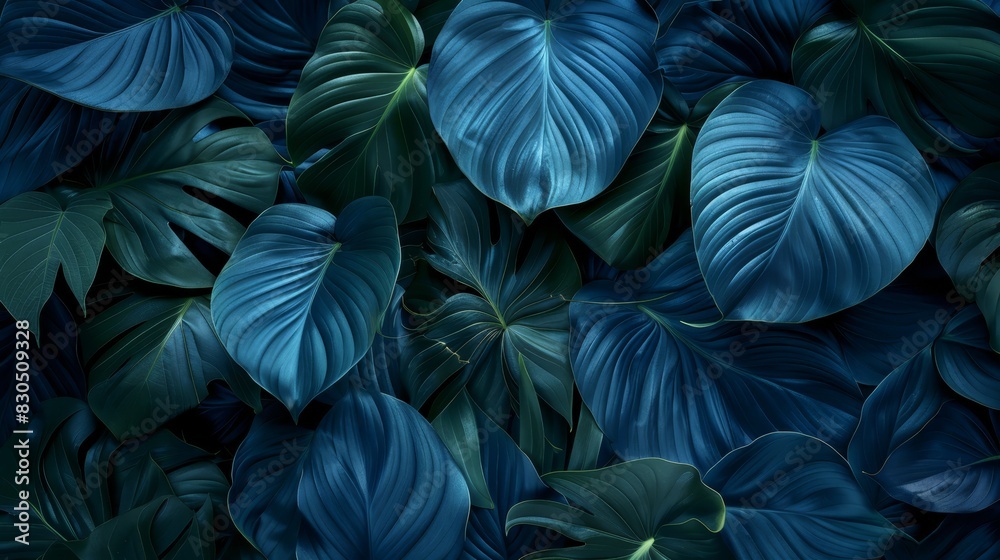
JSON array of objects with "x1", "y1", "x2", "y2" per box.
[
  {"x1": 428, "y1": 0, "x2": 662, "y2": 222},
  {"x1": 211, "y1": 198, "x2": 401, "y2": 419},
  {"x1": 570, "y1": 230, "x2": 861, "y2": 470},
  {"x1": 229, "y1": 390, "x2": 470, "y2": 560},
  {"x1": 936, "y1": 306, "x2": 1000, "y2": 410},
  {"x1": 704, "y1": 432, "x2": 897, "y2": 560},
  {"x1": 691, "y1": 80, "x2": 936, "y2": 322},
  {"x1": 0, "y1": 0, "x2": 234, "y2": 111}
]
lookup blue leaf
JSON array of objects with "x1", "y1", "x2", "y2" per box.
[
  {"x1": 229, "y1": 390, "x2": 470, "y2": 560},
  {"x1": 0, "y1": 0, "x2": 234, "y2": 111},
  {"x1": 570, "y1": 230, "x2": 861, "y2": 470},
  {"x1": 813, "y1": 252, "x2": 957, "y2": 385},
  {"x1": 705, "y1": 432, "x2": 897, "y2": 560},
  {"x1": 873, "y1": 401, "x2": 1000, "y2": 513},
  {"x1": 847, "y1": 350, "x2": 950, "y2": 531},
  {"x1": 211, "y1": 198, "x2": 401, "y2": 419},
  {"x1": 217, "y1": 0, "x2": 347, "y2": 121},
  {"x1": 428, "y1": 0, "x2": 662, "y2": 222},
  {"x1": 0, "y1": 79, "x2": 101, "y2": 202},
  {"x1": 691, "y1": 80, "x2": 937, "y2": 322},
  {"x1": 463, "y1": 410, "x2": 565, "y2": 560},
  {"x1": 658, "y1": 0, "x2": 833, "y2": 102},
  {"x1": 936, "y1": 306, "x2": 1000, "y2": 409},
  {"x1": 886, "y1": 507, "x2": 1000, "y2": 559}
]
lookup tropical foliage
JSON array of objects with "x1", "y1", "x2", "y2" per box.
[{"x1": 1, "y1": 0, "x2": 999, "y2": 558}]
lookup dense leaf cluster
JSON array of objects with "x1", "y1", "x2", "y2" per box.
[{"x1": 1, "y1": 0, "x2": 1000, "y2": 558}]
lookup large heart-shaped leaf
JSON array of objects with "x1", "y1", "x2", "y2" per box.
[
  {"x1": 0, "y1": 188, "x2": 110, "y2": 336},
  {"x1": 691, "y1": 80, "x2": 936, "y2": 322},
  {"x1": 0, "y1": 0, "x2": 234, "y2": 111},
  {"x1": 287, "y1": 0, "x2": 446, "y2": 224},
  {"x1": 229, "y1": 390, "x2": 470, "y2": 560},
  {"x1": 792, "y1": 0, "x2": 1000, "y2": 152},
  {"x1": 428, "y1": 0, "x2": 662, "y2": 222},
  {"x1": 418, "y1": 182, "x2": 580, "y2": 465},
  {"x1": 570, "y1": 230, "x2": 861, "y2": 470},
  {"x1": 80, "y1": 294, "x2": 260, "y2": 439},
  {"x1": 71, "y1": 98, "x2": 283, "y2": 288},
  {"x1": 704, "y1": 432, "x2": 897, "y2": 560},
  {"x1": 0, "y1": 79, "x2": 101, "y2": 201},
  {"x1": 507, "y1": 459, "x2": 730, "y2": 559},
  {"x1": 658, "y1": 0, "x2": 833, "y2": 102},
  {"x1": 217, "y1": 0, "x2": 346, "y2": 121},
  {"x1": 212, "y1": 198, "x2": 401, "y2": 419},
  {"x1": 936, "y1": 162, "x2": 1000, "y2": 351},
  {"x1": 557, "y1": 80, "x2": 730, "y2": 269}
]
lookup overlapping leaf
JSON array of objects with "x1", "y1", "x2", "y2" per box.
[{"x1": 571, "y1": 230, "x2": 861, "y2": 470}]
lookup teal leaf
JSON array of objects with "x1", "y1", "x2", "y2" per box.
[
  {"x1": 792, "y1": 0, "x2": 1000, "y2": 152},
  {"x1": 419, "y1": 182, "x2": 580, "y2": 464},
  {"x1": 81, "y1": 294, "x2": 260, "y2": 440},
  {"x1": 936, "y1": 162, "x2": 1000, "y2": 351},
  {"x1": 287, "y1": 0, "x2": 446, "y2": 223},
  {"x1": 0, "y1": 188, "x2": 111, "y2": 337},
  {"x1": 211, "y1": 198, "x2": 401, "y2": 419},
  {"x1": 428, "y1": 0, "x2": 662, "y2": 222},
  {"x1": 691, "y1": 80, "x2": 936, "y2": 322},
  {"x1": 79, "y1": 98, "x2": 283, "y2": 289},
  {"x1": 229, "y1": 390, "x2": 470, "y2": 560},
  {"x1": 506, "y1": 459, "x2": 730, "y2": 559}
]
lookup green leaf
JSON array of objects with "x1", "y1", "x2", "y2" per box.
[
  {"x1": 0, "y1": 399, "x2": 225, "y2": 559},
  {"x1": 936, "y1": 162, "x2": 1000, "y2": 351},
  {"x1": 287, "y1": 0, "x2": 446, "y2": 223},
  {"x1": 0, "y1": 188, "x2": 111, "y2": 337},
  {"x1": 557, "y1": 81, "x2": 734, "y2": 269},
  {"x1": 419, "y1": 182, "x2": 580, "y2": 462},
  {"x1": 75, "y1": 98, "x2": 283, "y2": 288},
  {"x1": 792, "y1": 0, "x2": 1000, "y2": 153},
  {"x1": 81, "y1": 295, "x2": 261, "y2": 439},
  {"x1": 432, "y1": 390, "x2": 493, "y2": 509},
  {"x1": 506, "y1": 459, "x2": 731, "y2": 560}
]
